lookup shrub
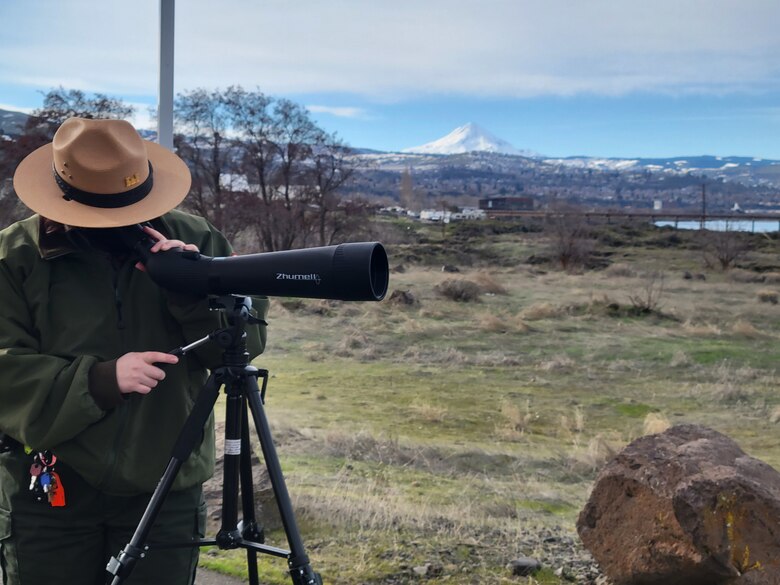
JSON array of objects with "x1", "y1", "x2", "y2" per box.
[
  {"x1": 473, "y1": 271, "x2": 509, "y2": 295},
  {"x1": 497, "y1": 400, "x2": 537, "y2": 439},
  {"x1": 520, "y1": 302, "x2": 561, "y2": 320},
  {"x1": 731, "y1": 320, "x2": 764, "y2": 337},
  {"x1": 643, "y1": 413, "x2": 671, "y2": 435},
  {"x1": 700, "y1": 228, "x2": 750, "y2": 270},
  {"x1": 604, "y1": 263, "x2": 636, "y2": 278},
  {"x1": 682, "y1": 320, "x2": 721, "y2": 336},
  {"x1": 567, "y1": 435, "x2": 617, "y2": 474},
  {"x1": 388, "y1": 289, "x2": 419, "y2": 306},
  {"x1": 477, "y1": 311, "x2": 511, "y2": 333},
  {"x1": 538, "y1": 354, "x2": 575, "y2": 371},
  {"x1": 476, "y1": 311, "x2": 531, "y2": 334},
  {"x1": 410, "y1": 401, "x2": 448, "y2": 423},
  {"x1": 669, "y1": 350, "x2": 692, "y2": 367},
  {"x1": 730, "y1": 269, "x2": 764, "y2": 283},
  {"x1": 433, "y1": 278, "x2": 481, "y2": 302},
  {"x1": 323, "y1": 430, "x2": 412, "y2": 465},
  {"x1": 757, "y1": 289, "x2": 779, "y2": 304},
  {"x1": 763, "y1": 272, "x2": 780, "y2": 284},
  {"x1": 544, "y1": 207, "x2": 594, "y2": 271},
  {"x1": 628, "y1": 272, "x2": 665, "y2": 313}
]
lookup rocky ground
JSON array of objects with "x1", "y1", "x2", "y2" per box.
[{"x1": 508, "y1": 526, "x2": 608, "y2": 584}]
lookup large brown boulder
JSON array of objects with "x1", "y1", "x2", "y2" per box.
[{"x1": 577, "y1": 424, "x2": 780, "y2": 585}]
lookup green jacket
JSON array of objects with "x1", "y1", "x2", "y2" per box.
[{"x1": 0, "y1": 210, "x2": 268, "y2": 496}]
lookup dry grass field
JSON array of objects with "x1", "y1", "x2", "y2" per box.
[{"x1": 199, "y1": 220, "x2": 780, "y2": 584}]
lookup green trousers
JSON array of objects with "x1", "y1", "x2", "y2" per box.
[{"x1": 0, "y1": 452, "x2": 206, "y2": 585}]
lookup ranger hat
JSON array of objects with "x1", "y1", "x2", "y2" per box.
[{"x1": 13, "y1": 117, "x2": 191, "y2": 228}]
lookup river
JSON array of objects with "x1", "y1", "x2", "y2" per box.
[{"x1": 654, "y1": 219, "x2": 780, "y2": 233}]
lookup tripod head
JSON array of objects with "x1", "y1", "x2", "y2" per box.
[
  {"x1": 163, "y1": 295, "x2": 265, "y2": 371},
  {"x1": 210, "y1": 295, "x2": 263, "y2": 326}
]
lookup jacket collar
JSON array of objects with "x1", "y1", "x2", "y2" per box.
[{"x1": 38, "y1": 216, "x2": 78, "y2": 260}]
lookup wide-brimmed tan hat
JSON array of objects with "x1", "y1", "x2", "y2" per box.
[{"x1": 13, "y1": 117, "x2": 191, "y2": 228}]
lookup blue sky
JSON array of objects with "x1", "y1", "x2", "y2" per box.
[{"x1": 1, "y1": 0, "x2": 779, "y2": 159}]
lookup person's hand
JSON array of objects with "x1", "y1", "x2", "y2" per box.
[
  {"x1": 135, "y1": 226, "x2": 199, "y2": 271},
  {"x1": 116, "y1": 351, "x2": 178, "y2": 395}
]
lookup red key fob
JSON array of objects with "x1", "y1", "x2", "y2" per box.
[{"x1": 49, "y1": 471, "x2": 66, "y2": 507}]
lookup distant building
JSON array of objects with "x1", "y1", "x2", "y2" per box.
[
  {"x1": 478, "y1": 196, "x2": 535, "y2": 211},
  {"x1": 456, "y1": 207, "x2": 486, "y2": 220},
  {"x1": 419, "y1": 209, "x2": 447, "y2": 222},
  {"x1": 418, "y1": 207, "x2": 488, "y2": 223}
]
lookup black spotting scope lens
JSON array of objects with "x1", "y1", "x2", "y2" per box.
[
  {"x1": 119, "y1": 223, "x2": 390, "y2": 302},
  {"x1": 369, "y1": 244, "x2": 389, "y2": 301}
]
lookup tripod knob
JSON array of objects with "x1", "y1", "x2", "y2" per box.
[{"x1": 289, "y1": 565, "x2": 322, "y2": 585}]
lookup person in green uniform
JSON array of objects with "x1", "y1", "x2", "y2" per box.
[{"x1": 0, "y1": 117, "x2": 267, "y2": 585}]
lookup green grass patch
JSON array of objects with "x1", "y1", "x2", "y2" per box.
[{"x1": 613, "y1": 402, "x2": 656, "y2": 418}]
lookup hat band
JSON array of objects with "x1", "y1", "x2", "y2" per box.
[{"x1": 53, "y1": 162, "x2": 154, "y2": 209}]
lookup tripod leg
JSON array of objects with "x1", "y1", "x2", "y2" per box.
[
  {"x1": 240, "y1": 399, "x2": 261, "y2": 585},
  {"x1": 217, "y1": 382, "x2": 243, "y2": 547},
  {"x1": 106, "y1": 373, "x2": 222, "y2": 585},
  {"x1": 244, "y1": 368, "x2": 321, "y2": 585}
]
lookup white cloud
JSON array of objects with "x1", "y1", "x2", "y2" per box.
[
  {"x1": 127, "y1": 103, "x2": 157, "y2": 131},
  {"x1": 170, "y1": 0, "x2": 780, "y2": 98},
  {"x1": 306, "y1": 105, "x2": 369, "y2": 119},
  {"x1": 1, "y1": 0, "x2": 779, "y2": 101},
  {"x1": 0, "y1": 1, "x2": 157, "y2": 95}
]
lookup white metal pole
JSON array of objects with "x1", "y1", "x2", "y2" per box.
[{"x1": 158, "y1": 0, "x2": 175, "y2": 149}]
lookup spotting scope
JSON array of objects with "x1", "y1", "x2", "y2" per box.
[{"x1": 119, "y1": 225, "x2": 388, "y2": 301}]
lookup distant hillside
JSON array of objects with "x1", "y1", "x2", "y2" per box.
[
  {"x1": 366, "y1": 126, "x2": 780, "y2": 209},
  {"x1": 347, "y1": 150, "x2": 780, "y2": 213},
  {"x1": 0, "y1": 108, "x2": 29, "y2": 137},
  {"x1": 3, "y1": 107, "x2": 778, "y2": 213}
]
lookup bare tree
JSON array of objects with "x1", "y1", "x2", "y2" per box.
[
  {"x1": 32, "y1": 87, "x2": 134, "y2": 128},
  {"x1": 545, "y1": 203, "x2": 593, "y2": 271},
  {"x1": 174, "y1": 89, "x2": 245, "y2": 240},
  {"x1": 172, "y1": 86, "x2": 361, "y2": 250},
  {"x1": 699, "y1": 223, "x2": 750, "y2": 270},
  {"x1": 222, "y1": 88, "x2": 302, "y2": 251},
  {"x1": 223, "y1": 87, "x2": 359, "y2": 251},
  {"x1": 262, "y1": 98, "x2": 320, "y2": 250},
  {"x1": 306, "y1": 132, "x2": 359, "y2": 246}
]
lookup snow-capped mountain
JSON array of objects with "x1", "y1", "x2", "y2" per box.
[{"x1": 403, "y1": 123, "x2": 536, "y2": 156}]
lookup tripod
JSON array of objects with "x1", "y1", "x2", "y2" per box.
[{"x1": 106, "y1": 295, "x2": 322, "y2": 585}]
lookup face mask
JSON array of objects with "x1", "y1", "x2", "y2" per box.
[{"x1": 71, "y1": 227, "x2": 134, "y2": 256}]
